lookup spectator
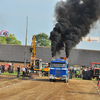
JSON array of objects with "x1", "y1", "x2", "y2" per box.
[
  {"x1": 1, "y1": 65, "x2": 5, "y2": 73},
  {"x1": 22, "y1": 67, "x2": 25, "y2": 77},
  {"x1": 25, "y1": 66, "x2": 29, "y2": 75},
  {"x1": 0, "y1": 65, "x2": 2, "y2": 74},
  {"x1": 17, "y1": 66, "x2": 20, "y2": 78}
]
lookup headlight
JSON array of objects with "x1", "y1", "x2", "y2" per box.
[
  {"x1": 49, "y1": 74, "x2": 54, "y2": 79},
  {"x1": 50, "y1": 74, "x2": 53, "y2": 77},
  {"x1": 63, "y1": 75, "x2": 66, "y2": 77}
]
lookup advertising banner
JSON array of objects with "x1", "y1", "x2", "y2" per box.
[
  {"x1": 0, "y1": 30, "x2": 9, "y2": 37},
  {"x1": 81, "y1": 37, "x2": 99, "y2": 42}
]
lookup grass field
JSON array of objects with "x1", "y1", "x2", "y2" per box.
[
  {"x1": 0, "y1": 72, "x2": 98, "y2": 82},
  {"x1": 1, "y1": 71, "x2": 23, "y2": 76}
]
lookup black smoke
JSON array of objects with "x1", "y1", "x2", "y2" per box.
[{"x1": 49, "y1": 0, "x2": 100, "y2": 58}]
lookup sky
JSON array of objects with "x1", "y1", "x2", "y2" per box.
[{"x1": 0, "y1": 0, "x2": 100, "y2": 50}]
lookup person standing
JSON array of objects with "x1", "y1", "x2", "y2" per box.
[
  {"x1": 0, "y1": 65, "x2": 2, "y2": 74},
  {"x1": 22, "y1": 67, "x2": 25, "y2": 77},
  {"x1": 25, "y1": 66, "x2": 29, "y2": 76},
  {"x1": 17, "y1": 66, "x2": 20, "y2": 78}
]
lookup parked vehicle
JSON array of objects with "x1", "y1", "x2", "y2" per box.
[
  {"x1": 73, "y1": 65, "x2": 82, "y2": 78},
  {"x1": 1, "y1": 64, "x2": 14, "y2": 73},
  {"x1": 28, "y1": 35, "x2": 43, "y2": 76},
  {"x1": 82, "y1": 62, "x2": 100, "y2": 80},
  {"x1": 41, "y1": 63, "x2": 50, "y2": 76}
]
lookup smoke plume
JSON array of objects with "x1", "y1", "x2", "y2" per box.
[{"x1": 49, "y1": 0, "x2": 100, "y2": 58}]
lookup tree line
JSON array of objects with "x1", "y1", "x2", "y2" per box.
[{"x1": 0, "y1": 33, "x2": 50, "y2": 46}]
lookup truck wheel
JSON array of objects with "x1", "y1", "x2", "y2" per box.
[
  {"x1": 50, "y1": 79, "x2": 52, "y2": 82},
  {"x1": 64, "y1": 79, "x2": 68, "y2": 83}
]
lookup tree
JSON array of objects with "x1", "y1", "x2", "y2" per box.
[
  {"x1": 35, "y1": 33, "x2": 51, "y2": 46},
  {"x1": 0, "y1": 34, "x2": 21, "y2": 45}
]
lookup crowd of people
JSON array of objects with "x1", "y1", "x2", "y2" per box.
[{"x1": 17, "y1": 66, "x2": 29, "y2": 78}]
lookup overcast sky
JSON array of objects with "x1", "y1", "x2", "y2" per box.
[{"x1": 0, "y1": 0, "x2": 100, "y2": 50}]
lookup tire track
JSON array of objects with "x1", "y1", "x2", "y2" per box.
[{"x1": 91, "y1": 81, "x2": 100, "y2": 95}]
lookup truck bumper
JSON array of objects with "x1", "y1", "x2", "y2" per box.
[{"x1": 49, "y1": 75, "x2": 68, "y2": 80}]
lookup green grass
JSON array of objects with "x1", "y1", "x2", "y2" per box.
[
  {"x1": 1, "y1": 71, "x2": 23, "y2": 76},
  {"x1": 73, "y1": 77, "x2": 83, "y2": 80}
]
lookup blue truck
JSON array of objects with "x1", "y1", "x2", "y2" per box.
[{"x1": 49, "y1": 57, "x2": 69, "y2": 83}]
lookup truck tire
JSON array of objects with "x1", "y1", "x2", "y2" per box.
[
  {"x1": 64, "y1": 79, "x2": 68, "y2": 83},
  {"x1": 50, "y1": 79, "x2": 52, "y2": 82},
  {"x1": 84, "y1": 71, "x2": 87, "y2": 80},
  {"x1": 88, "y1": 71, "x2": 92, "y2": 80}
]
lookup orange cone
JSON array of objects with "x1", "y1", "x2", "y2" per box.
[{"x1": 97, "y1": 79, "x2": 100, "y2": 87}]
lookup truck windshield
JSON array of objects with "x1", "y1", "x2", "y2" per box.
[
  {"x1": 92, "y1": 64, "x2": 100, "y2": 69},
  {"x1": 51, "y1": 63, "x2": 66, "y2": 68}
]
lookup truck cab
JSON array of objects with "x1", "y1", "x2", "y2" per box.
[{"x1": 49, "y1": 57, "x2": 69, "y2": 83}]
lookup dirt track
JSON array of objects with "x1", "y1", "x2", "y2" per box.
[{"x1": 0, "y1": 75, "x2": 100, "y2": 100}]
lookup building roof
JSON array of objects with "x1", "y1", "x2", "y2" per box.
[
  {"x1": 0, "y1": 43, "x2": 100, "y2": 66},
  {"x1": 0, "y1": 44, "x2": 52, "y2": 63},
  {"x1": 68, "y1": 49, "x2": 100, "y2": 66}
]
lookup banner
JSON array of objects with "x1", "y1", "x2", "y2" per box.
[
  {"x1": 81, "y1": 37, "x2": 99, "y2": 42},
  {"x1": 0, "y1": 30, "x2": 9, "y2": 37}
]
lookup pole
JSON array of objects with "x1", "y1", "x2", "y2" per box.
[{"x1": 24, "y1": 17, "x2": 28, "y2": 67}]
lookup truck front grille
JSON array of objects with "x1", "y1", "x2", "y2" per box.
[
  {"x1": 55, "y1": 70, "x2": 61, "y2": 76},
  {"x1": 94, "y1": 69, "x2": 99, "y2": 76}
]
